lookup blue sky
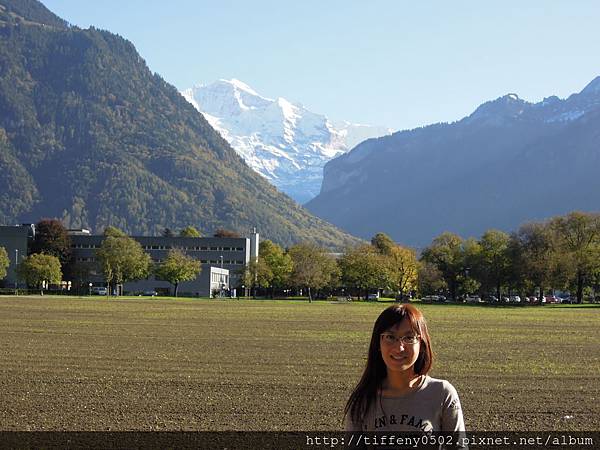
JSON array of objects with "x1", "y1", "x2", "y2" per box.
[{"x1": 43, "y1": 0, "x2": 600, "y2": 131}]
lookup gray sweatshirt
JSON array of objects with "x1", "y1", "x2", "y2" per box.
[{"x1": 345, "y1": 376, "x2": 465, "y2": 433}]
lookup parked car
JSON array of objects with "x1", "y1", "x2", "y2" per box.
[
  {"x1": 91, "y1": 286, "x2": 108, "y2": 296},
  {"x1": 466, "y1": 295, "x2": 483, "y2": 303},
  {"x1": 510, "y1": 295, "x2": 521, "y2": 303},
  {"x1": 422, "y1": 295, "x2": 439, "y2": 302},
  {"x1": 487, "y1": 295, "x2": 499, "y2": 303},
  {"x1": 545, "y1": 295, "x2": 560, "y2": 304},
  {"x1": 501, "y1": 296, "x2": 510, "y2": 303},
  {"x1": 143, "y1": 290, "x2": 158, "y2": 297},
  {"x1": 561, "y1": 296, "x2": 575, "y2": 304}
]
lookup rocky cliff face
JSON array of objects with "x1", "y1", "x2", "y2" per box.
[{"x1": 306, "y1": 78, "x2": 600, "y2": 246}]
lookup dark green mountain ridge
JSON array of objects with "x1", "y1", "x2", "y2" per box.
[{"x1": 0, "y1": 0, "x2": 360, "y2": 249}]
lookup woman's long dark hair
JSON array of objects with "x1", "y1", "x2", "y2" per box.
[{"x1": 344, "y1": 304, "x2": 434, "y2": 426}]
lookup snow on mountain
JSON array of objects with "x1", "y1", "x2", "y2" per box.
[{"x1": 181, "y1": 79, "x2": 392, "y2": 203}]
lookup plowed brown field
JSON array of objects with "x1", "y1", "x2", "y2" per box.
[{"x1": 1, "y1": 296, "x2": 598, "y2": 431}]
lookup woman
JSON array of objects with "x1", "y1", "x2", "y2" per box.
[{"x1": 344, "y1": 304, "x2": 465, "y2": 434}]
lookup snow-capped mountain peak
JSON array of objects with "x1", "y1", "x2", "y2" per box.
[
  {"x1": 227, "y1": 78, "x2": 264, "y2": 97},
  {"x1": 182, "y1": 80, "x2": 392, "y2": 203}
]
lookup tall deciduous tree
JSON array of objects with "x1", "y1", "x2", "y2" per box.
[
  {"x1": 417, "y1": 261, "x2": 447, "y2": 296},
  {"x1": 511, "y1": 221, "x2": 556, "y2": 302},
  {"x1": 17, "y1": 253, "x2": 62, "y2": 295},
  {"x1": 421, "y1": 232, "x2": 465, "y2": 301},
  {"x1": 241, "y1": 257, "x2": 273, "y2": 297},
  {"x1": 0, "y1": 246, "x2": 9, "y2": 280},
  {"x1": 371, "y1": 233, "x2": 395, "y2": 255},
  {"x1": 214, "y1": 229, "x2": 241, "y2": 238},
  {"x1": 104, "y1": 226, "x2": 126, "y2": 237},
  {"x1": 550, "y1": 212, "x2": 600, "y2": 303},
  {"x1": 460, "y1": 238, "x2": 482, "y2": 296},
  {"x1": 340, "y1": 244, "x2": 392, "y2": 300},
  {"x1": 96, "y1": 231, "x2": 152, "y2": 295},
  {"x1": 155, "y1": 249, "x2": 201, "y2": 297},
  {"x1": 476, "y1": 229, "x2": 511, "y2": 300},
  {"x1": 370, "y1": 233, "x2": 419, "y2": 301},
  {"x1": 31, "y1": 219, "x2": 71, "y2": 266},
  {"x1": 288, "y1": 243, "x2": 339, "y2": 302},
  {"x1": 387, "y1": 245, "x2": 419, "y2": 301},
  {"x1": 259, "y1": 240, "x2": 293, "y2": 297},
  {"x1": 179, "y1": 226, "x2": 201, "y2": 237}
]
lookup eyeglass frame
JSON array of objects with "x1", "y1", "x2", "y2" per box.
[{"x1": 380, "y1": 333, "x2": 421, "y2": 346}]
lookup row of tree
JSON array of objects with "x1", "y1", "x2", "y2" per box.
[
  {"x1": 420, "y1": 211, "x2": 600, "y2": 304},
  {"x1": 242, "y1": 234, "x2": 418, "y2": 302},
  {"x1": 3, "y1": 211, "x2": 599, "y2": 303},
  {"x1": 243, "y1": 212, "x2": 600, "y2": 304}
]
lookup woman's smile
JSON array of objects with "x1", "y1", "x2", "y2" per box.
[{"x1": 380, "y1": 321, "x2": 420, "y2": 373}]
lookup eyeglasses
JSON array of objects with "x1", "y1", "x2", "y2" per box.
[{"x1": 380, "y1": 333, "x2": 420, "y2": 346}]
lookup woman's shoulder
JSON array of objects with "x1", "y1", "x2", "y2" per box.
[{"x1": 422, "y1": 376, "x2": 460, "y2": 398}]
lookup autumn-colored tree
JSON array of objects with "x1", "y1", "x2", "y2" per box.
[
  {"x1": 460, "y1": 238, "x2": 482, "y2": 297},
  {"x1": 340, "y1": 244, "x2": 393, "y2": 300},
  {"x1": 31, "y1": 219, "x2": 71, "y2": 266},
  {"x1": 369, "y1": 233, "x2": 419, "y2": 301},
  {"x1": 371, "y1": 232, "x2": 395, "y2": 254},
  {"x1": 258, "y1": 240, "x2": 293, "y2": 297},
  {"x1": 510, "y1": 221, "x2": 557, "y2": 302},
  {"x1": 213, "y1": 228, "x2": 241, "y2": 238},
  {"x1": 179, "y1": 226, "x2": 201, "y2": 237},
  {"x1": 550, "y1": 212, "x2": 600, "y2": 303},
  {"x1": 241, "y1": 257, "x2": 273, "y2": 297},
  {"x1": 0, "y1": 246, "x2": 9, "y2": 280},
  {"x1": 417, "y1": 261, "x2": 447, "y2": 297},
  {"x1": 387, "y1": 245, "x2": 419, "y2": 301},
  {"x1": 103, "y1": 226, "x2": 127, "y2": 237},
  {"x1": 96, "y1": 231, "x2": 152, "y2": 295},
  {"x1": 475, "y1": 229, "x2": 511, "y2": 300},
  {"x1": 288, "y1": 243, "x2": 339, "y2": 302},
  {"x1": 155, "y1": 249, "x2": 201, "y2": 296},
  {"x1": 17, "y1": 253, "x2": 62, "y2": 295},
  {"x1": 420, "y1": 232, "x2": 465, "y2": 301}
]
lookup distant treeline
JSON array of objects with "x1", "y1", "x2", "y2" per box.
[{"x1": 2, "y1": 211, "x2": 599, "y2": 304}]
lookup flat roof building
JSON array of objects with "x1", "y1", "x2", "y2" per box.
[{"x1": 0, "y1": 225, "x2": 259, "y2": 297}]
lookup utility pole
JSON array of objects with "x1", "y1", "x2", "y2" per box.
[
  {"x1": 220, "y1": 255, "x2": 224, "y2": 297},
  {"x1": 14, "y1": 248, "x2": 19, "y2": 294}
]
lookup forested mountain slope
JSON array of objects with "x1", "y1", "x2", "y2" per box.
[{"x1": 0, "y1": 0, "x2": 359, "y2": 248}]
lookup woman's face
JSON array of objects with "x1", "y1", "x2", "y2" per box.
[{"x1": 379, "y1": 319, "x2": 421, "y2": 375}]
